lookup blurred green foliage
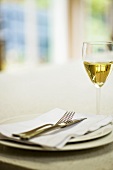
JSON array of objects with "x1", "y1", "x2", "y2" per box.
[
  {"x1": 85, "y1": 0, "x2": 111, "y2": 41},
  {"x1": 91, "y1": 0, "x2": 110, "y2": 16},
  {"x1": 36, "y1": 0, "x2": 51, "y2": 8}
]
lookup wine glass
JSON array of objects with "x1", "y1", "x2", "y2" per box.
[{"x1": 82, "y1": 41, "x2": 113, "y2": 114}]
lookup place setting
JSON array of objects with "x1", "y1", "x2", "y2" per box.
[
  {"x1": 0, "y1": 107, "x2": 113, "y2": 151},
  {"x1": 0, "y1": 41, "x2": 113, "y2": 151}
]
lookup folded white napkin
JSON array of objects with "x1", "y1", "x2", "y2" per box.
[{"x1": 0, "y1": 108, "x2": 113, "y2": 149}]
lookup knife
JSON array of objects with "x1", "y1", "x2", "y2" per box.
[{"x1": 13, "y1": 118, "x2": 86, "y2": 140}]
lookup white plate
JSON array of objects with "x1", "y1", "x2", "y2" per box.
[
  {"x1": 0, "y1": 114, "x2": 113, "y2": 151},
  {"x1": 69, "y1": 124, "x2": 112, "y2": 143}
]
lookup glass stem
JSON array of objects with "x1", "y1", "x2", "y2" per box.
[{"x1": 96, "y1": 87, "x2": 101, "y2": 114}]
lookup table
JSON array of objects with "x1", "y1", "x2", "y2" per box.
[{"x1": 0, "y1": 61, "x2": 113, "y2": 170}]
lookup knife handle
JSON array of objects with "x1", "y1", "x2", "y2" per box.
[
  {"x1": 18, "y1": 124, "x2": 61, "y2": 140},
  {"x1": 12, "y1": 123, "x2": 53, "y2": 138}
]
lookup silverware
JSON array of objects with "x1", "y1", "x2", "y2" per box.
[
  {"x1": 14, "y1": 118, "x2": 86, "y2": 140},
  {"x1": 13, "y1": 111, "x2": 75, "y2": 139}
]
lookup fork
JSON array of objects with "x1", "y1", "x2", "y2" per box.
[
  {"x1": 20, "y1": 118, "x2": 86, "y2": 140},
  {"x1": 13, "y1": 111, "x2": 75, "y2": 140}
]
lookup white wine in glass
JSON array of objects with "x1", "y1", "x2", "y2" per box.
[{"x1": 82, "y1": 42, "x2": 113, "y2": 114}]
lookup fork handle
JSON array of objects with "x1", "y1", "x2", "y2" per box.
[{"x1": 17, "y1": 124, "x2": 61, "y2": 140}]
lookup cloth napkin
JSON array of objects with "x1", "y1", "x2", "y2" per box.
[{"x1": 0, "y1": 108, "x2": 113, "y2": 149}]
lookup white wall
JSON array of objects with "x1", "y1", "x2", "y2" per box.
[
  {"x1": 51, "y1": 0, "x2": 69, "y2": 64},
  {"x1": 24, "y1": 0, "x2": 39, "y2": 66}
]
